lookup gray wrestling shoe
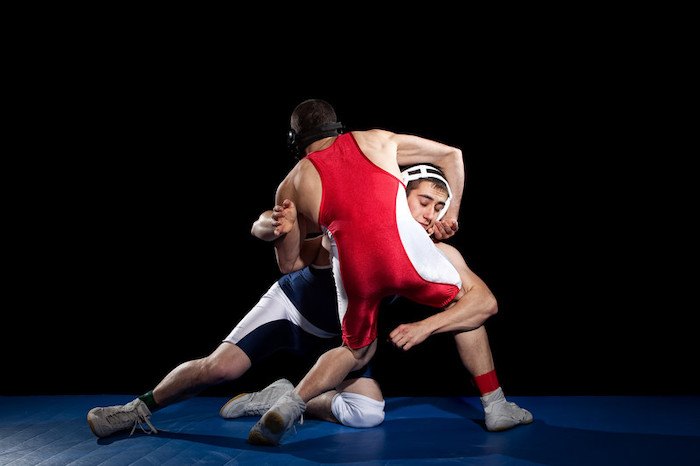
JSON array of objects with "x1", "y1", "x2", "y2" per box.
[
  {"x1": 220, "y1": 378, "x2": 294, "y2": 419},
  {"x1": 481, "y1": 387, "x2": 533, "y2": 432},
  {"x1": 87, "y1": 398, "x2": 158, "y2": 438},
  {"x1": 247, "y1": 391, "x2": 306, "y2": 446}
]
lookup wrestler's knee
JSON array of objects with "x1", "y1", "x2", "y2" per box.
[
  {"x1": 203, "y1": 344, "x2": 251, "y2": 382},
  {"x1": 331, "y1": 392, "x2": 385, "y2": 428}
]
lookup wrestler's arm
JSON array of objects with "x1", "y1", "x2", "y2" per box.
[
  {"x1": 251, "y1": 210, "x2": 280, "y2": 242},
  {"x1": 391, "y1": 132, "x2": 465, "y2": 224},
  {"x1": 251, "y1": 209, "x2": 322, "y2": 271},
  {"x1": 287, "y1": 235, "x2": 322, "y2": 271},
  {"x1": 269, "y1": 167, "x2": 314, "y2": 274},
  {"x1": 388, "y1": 243, "x2": 498, "y2": 351}
]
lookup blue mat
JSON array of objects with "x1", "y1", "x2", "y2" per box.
[{"x1": 1, "y1": 395, "x2": 698, "y2": 465}]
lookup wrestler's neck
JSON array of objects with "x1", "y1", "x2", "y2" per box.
[{"x1": 305, "y1": 136, "x2": 337, "y2": 155}]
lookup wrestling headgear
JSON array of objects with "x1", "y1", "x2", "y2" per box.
[
  {"x1": 287, "y1": 122, "x2": 345, "y2": 158},
  {"x1": 401, "y1": 164, "x2": 453, "y2": 221}
]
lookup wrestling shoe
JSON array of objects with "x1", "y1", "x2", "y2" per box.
[
  {"x1": 220, "y1": 378, "x2": 294, "y2": 418},
  {"x1": 87, "y1": 398, "x2": 158, "y2": 438},
  {"x1": 481, "y1": 387, "x2": 533, "y2": 432},
  {"x1": 247, "y1": 390, "x2": 305, "y2": 446}
]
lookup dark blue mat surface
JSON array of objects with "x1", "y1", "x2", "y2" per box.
[{"x1": 1, "y1": 395, "x2": 698, "y2": 465}]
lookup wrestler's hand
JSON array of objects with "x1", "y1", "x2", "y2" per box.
[
  {"x1": 388, "y1": 321, "x2": 432, "y2": 351},
  {"x1": 271, "y1": 199, "x2": 297, "y2": 236},
  {"x1": 431, "y1": 217, "x2": 459, "y2": 242}
]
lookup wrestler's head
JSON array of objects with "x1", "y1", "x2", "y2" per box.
[
  {"x1": 288, "y1": 99, "x2": 344, "y2": 158},
  {"x1": 402, "y1": 164, "x2": 452, "y2": 232}
]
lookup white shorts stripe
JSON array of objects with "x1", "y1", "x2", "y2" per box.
[{"x1": 223, "y1": 282, "x2": 338, "y2": 344}]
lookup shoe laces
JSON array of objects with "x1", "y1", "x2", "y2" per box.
[
  {"x1": 246, "y1": 405, "x2": 269, "y2": 416},
  {"x1": 239, "y1": 391, "x2": 264, "y2": 416},
  {"x1": 103, "y1": 404, "x2": 158, "y2": 436},
  {"x1": 244, "y1": 386, "x2": 292, "y2": 416},
  {"x1": 128, "y1": 415, "x2": 159, "y2": 436},
  {"x1": 245, "y1": 394, "x2": 274, "y2": 416}
]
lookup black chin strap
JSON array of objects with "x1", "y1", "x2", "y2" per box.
[{"x1": 296, "y1": 122, "x2": 345, "y2": 151}]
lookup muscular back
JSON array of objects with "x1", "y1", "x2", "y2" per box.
[
  {"x1": 349, "y1": 130, "x2": 402, "y2": 178},
  {"x1": 277, "y1": 130, "x2": 401, "y2": 233},
  {"x1": 275, "y1": 159, "x2": 323, "y2": 234}
]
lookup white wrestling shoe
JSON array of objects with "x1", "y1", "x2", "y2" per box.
[
  {"x1": 87, "y1": 398, "x2": 158, "y2": 438},
  {"x1": 247, "y1": 391, "x2": 306, "y2": 446},
  {"x1": 481, "y1": 387, "x2": 533, "y2": 432},
  {"x1": 220, "y1": 378, "x2": 294, "y2": 419}
]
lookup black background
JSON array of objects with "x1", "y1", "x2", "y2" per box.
[{"x1": 4, "y1": 54, "x2": 696, "y2": 399}]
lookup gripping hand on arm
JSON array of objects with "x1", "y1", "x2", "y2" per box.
[
  {"x1": 389, "y1": 243, "x2": 498, "y2": 351},
  {"x1": 428, "y1": 218, "x2": 459, "y2": 242}
]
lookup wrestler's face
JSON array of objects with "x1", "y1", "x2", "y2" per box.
[{"x1": 406, "y1": 180, "x2": 448, "y2": 232}]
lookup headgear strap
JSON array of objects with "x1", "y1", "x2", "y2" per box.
[{"x1": 288, "y1": 122, "x2": 345, "y2": 158}]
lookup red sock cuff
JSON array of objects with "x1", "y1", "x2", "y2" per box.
[{"x1": 474, "y1": 370, "x2": 500, "y2": 395}]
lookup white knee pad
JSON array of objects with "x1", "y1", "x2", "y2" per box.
[{"x1": 331, "y1": 392, "x2": 385, "y2": 428}]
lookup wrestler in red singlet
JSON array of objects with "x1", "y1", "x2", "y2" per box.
[{"x1": 306, "y1": 132, "x2": 462, "y2": 350}]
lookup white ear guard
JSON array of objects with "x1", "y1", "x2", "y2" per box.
[{"x1": 401, "y1": 164, "x2": 453, "y2": 221}]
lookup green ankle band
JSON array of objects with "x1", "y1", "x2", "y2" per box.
[{"x1": 138, "y1": 391, "x2": 159, "y2": 411}]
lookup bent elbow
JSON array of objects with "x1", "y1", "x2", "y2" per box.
[
  {"x1": 278, "y1": 258, "x2": 306, "y2": 274},
  {"x1": 486, "y1": 295, "x2": 498, "y2": 317},
  {"x1": 278, "y1": 263, "x2": 295, "y2": 274},
  {"x1": 468, "y1": 296, "x2": 498, "y2": 330}
]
